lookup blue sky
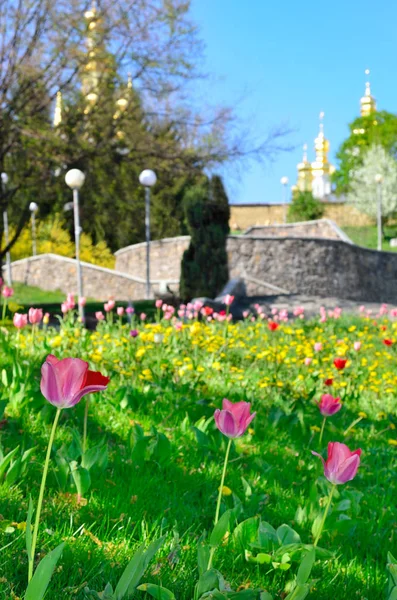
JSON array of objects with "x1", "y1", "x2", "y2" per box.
[{"x1": 190, "y1": 0, "x2": 397, "y2": 204}]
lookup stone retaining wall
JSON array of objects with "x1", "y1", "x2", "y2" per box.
[
  {"x1": 245, "y1": 219, "x2": 351, "y2": 242},
  {"x1": 115, "y1": 236, "x2": 190, "y2": 281},
  {"x1": 227, "y1": 236, "x2": 397, "y2": 302},
  {"x1": 6, "y1": 254, "x2": 179, "y2": 301},
  {"x1": 229, "y1": 203, "x2": 373, "y2": 230}
]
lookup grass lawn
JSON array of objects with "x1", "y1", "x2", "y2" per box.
[
  {"x1": 344, "y1": 224, "x2": 397, "y2": 251},
  {"x1": 1, "y1": 310, "x2": 397, "y2": 598},
  {"x1": 12, "y1": 282, "x2": 66, "y2": 305}
]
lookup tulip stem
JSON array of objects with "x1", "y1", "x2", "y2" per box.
[
  {"x1": 83, "y1": 397, "x2": 90, "y2": 455},
  {"x1": 28, "y1": 407, "x2": 61, "y2": 582},
  {"x1": 207, "y1": 437, "x2": 232, "y2": 571},
  {"x1": 343, "y1": 416, "x2": 363, "y2": 437},
  {"x1": 2, "y1": 298, "x2": 7, "y2": 322},
  {"x1": 319, "y1": 417, "x2": 326, "y2": 445},
  {"x1": 313, "y1": 483, "x2": 336, "y2": 547}
]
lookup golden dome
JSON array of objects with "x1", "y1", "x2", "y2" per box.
[
  {"x1": 297, "y1": 143, "x2": 311, "y2": 172},
  {"x1": 311, "y1": 112, "x2": 331, "y2": 176},
  {"x1": 360, "y1": 69, "x2": 376, "y2": 117}
]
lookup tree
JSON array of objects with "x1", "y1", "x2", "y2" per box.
[
  {"x1": 287, "y1": 191, "x2": 324, "y2": 223},
  {"x1": 333, "y1": 111, "x2": 397, "y2": 194},
  {"x1": 0, "y1": 0, "x2": 291, "y2": 264},
  {"x1": 347, "y1": 145, "x2": 397, "y2": 224},
  {"x1": 180, "y1": 176, "x2": 230, "y2": 301}
]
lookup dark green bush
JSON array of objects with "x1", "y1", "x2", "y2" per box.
[
  {"x1": 287, "y1": 191, "x2": 325, "y2": 222},
  {"x1": 180, "y1": 175, "x2": 230, "y2": 301}
]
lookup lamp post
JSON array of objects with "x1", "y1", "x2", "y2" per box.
[
  {"x1": 65, "y1": 169, "x2": 85, "y2": 320},
  {"x1": 375, "y1": 173, "x2": 383, "y2": 251},
  {"x1": 29, "y1": 202, "x2": 38, "y2": 256},
  {"x1": 139, "y1": 169, "x2": 157, "y2": 299},
  {"x1": 1, "y1": 172, "x2": 12, "y2": 285},
  {"x1": 280, "y1": 176, "x2": 289, "y2": 224}
]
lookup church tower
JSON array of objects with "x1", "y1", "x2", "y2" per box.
[
  {"x1": 296, "y1": 144, "x2": 312, "y2": 193},
  {"x1": 360, "y1": 69, "x2": 376, "y2": 117},
  {"x1": 311, "y1": 112, "x2": 333, "y2": 199}
]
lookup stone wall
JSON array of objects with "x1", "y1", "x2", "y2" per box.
[
  {"x1": 245, "y1": 219, "x2": 351, "y2": 242},
  {"x1": 6, "y1": 254, "x2": 179, "y2": 301},
  {"x1": 227, "y1": 235, "x2": 397, "y2": 302},
  {"x1": 229, "y1": 203, "x2": 373, "y2": 230},
  {"x1": 115, "y1": 236, "x2": 190, "y2": 280}
]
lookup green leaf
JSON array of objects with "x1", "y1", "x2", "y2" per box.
[
  {"x1": 241, "y1": 477, "x2": 252, "y2": 498},
  {"x1": 260, "y1": 593, "x2": 273, "y2": 600},
  {"x1": 232, "y1": 517, "x2": 259, "y2": 552},
  {"x1": 311, "y1": 515, "x2": 322, "y2": 540},
  {"x1": 138, "y1": 583, "x2": 176, "y2": 600},
  {"x1": 0, "y1": 445, "x2": 19, "y2": 480},
  {"x1": 277, "y1": 524, "x2": 301, "y2": 546},
  {"x1": 296, "y1": 548, "x2": 315, "y2": 585},
  {"x1": 197, "y1": 542, "x2": 210, "y2": 576},
  {"x1": 194, "y1": 568, "x2": 221, "y2": 600},
  {"x1": 389, "y1": 589, "x2": 397, "y2": 600},
  {"x1": 283, "y1": 584, "x2": 310, "y2": 600},
  {"x1": 294, "y1": 506, "x2": 307, "y2": 526},
  {"x1": 25, "y1": 496, "x2": 33, "y2": 564},
  {"x1": 70, "y1": 462, "x2": 91, "y2": 498},
  {"x1": 257, "y1": 521, "x2": 279, "y2": 551},
  {"x1": 210, "y1": 510, "x2": 232, "y2": 548},
  {"x1": 115, "y1": 536, "x2": 165, "y2": 599},
  {"x1": 24, "y1": 542, "x2": 65, "y2": 600}
]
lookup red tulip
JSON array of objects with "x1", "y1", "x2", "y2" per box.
[
  {"x1": 318, "y1": 394, "x2": 342, "y2": 417},
  {"x1": 324, "y1": 378, "x2": 333, "y2": 386},
  {"x1": 333, "y1": 357, "x2": 347, "y2": 370},
  {"x1": 40, "y1": 355, "x2": 109, "y2": 409},
  {"x1": 214, "y1": 399, "x2": 256, "y2": 438},
  {"x1": 268, "y1": 321, "x2": 279, "y2": 331},
  {"x1": 312, "y1": 442, "x2": 362, "y2": 485},
  {"x1": 383, "y1": 339, "x2": 393, "y2": 346}
]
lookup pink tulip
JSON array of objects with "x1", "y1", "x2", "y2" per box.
[
  {"x1": 95, "y1": 311, "x2": 105, "y2": 321},
  {"x1": 117, "y1": 307, "x2": 125, "y2": 317},
  {"x1": 293, "y1": 306, "x2": 305, "y2": 316},
  {"x1": 61, "y1": 302, "x2": 69, "y2": 314},
  {"x1": 104, "y1": 300, "x2": 115, "y2": 312},
  {"x1": 314, "y1": 342, "x2": 323, "y2": 352},
  {"x1": 28, "y1": 307, "x2": 43, "y2": 325},
  {"x1": 304, "y1": 357, "x2": 312, "y2": 366},
  {"x1": 155, "y1": 299, "x2": 163, "y2": 308},
  {"x1": 13, "y1": 313, "x2": 28, "y2": 329},
  {"x1": 354, "y1": 341, "x2": 361, "y2": 351},
  {"x1": 130, "y1": 329, "x2": 139, "y2": 338},
  {"x1": 214, "y1": 399, "x2": 256, "y2": 439},
  {"x1": 40, "y1": 354, "x2": 109, "y2": 409},
  {"x1": 126, "y1": 306, "x2": 134, "y2": 314},
  {"x1": 78, "y1": 297, "x2": 86, "y2": 307},
  {"x1": 66, "y1": 293, "x2": 75, "y2": 309},
  {"x1": 224, "y1": 294, "x2": 234, "y2": 306},
  {"x1": 242, "y1": 310, "x2": 250, "y2": 319},
  {"x1": 175, "y1": 321, "x2": 183, "y2": 330},
  {"x1": 317, "y1": 394, "x2": 342, "y2": 417},
  {"x1": 312, "y1": 442, "x2": 362, "y2": 485},
  {"x1": 2, "y1": 286, "x2": 13, "y2": 298},
  {"x1": 140, "y1": 313, "x2": 146, "y2": 321}
]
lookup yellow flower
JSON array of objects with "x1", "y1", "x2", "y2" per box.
[
  {"x1": 358, "y1": 411, "x2": 367, "y2": 419},
  {"x1": 219, "y1": 485, "x2": 232, "y2": 496},
  {"x1": 388, "y1": 439, "x2": 397, "y2": 446},
  {"x1": 310, "y1": 425, "x2": 321, "y2": 433}
]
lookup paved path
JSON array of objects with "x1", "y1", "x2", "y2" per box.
[{"x1": 235, "y1": 294, "x2": 395, "y2": 319}]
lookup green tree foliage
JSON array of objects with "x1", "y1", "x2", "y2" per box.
[
  {"x1": 347, "y1": 144, "x2": 397, "y2": 223},
  {"x1": 333, "y1": 111, "x2": 397, "y2": 194},
  {"x1": 287, "y1": 191, "x2": 324, "y2": 223},
  {"x1": 180, "y1": 176, "x2": 230, "y2": 301}
]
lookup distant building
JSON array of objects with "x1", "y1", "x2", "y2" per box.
[{"x1": 292, "y1": 71, "x2": 377, "y2": 201}]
